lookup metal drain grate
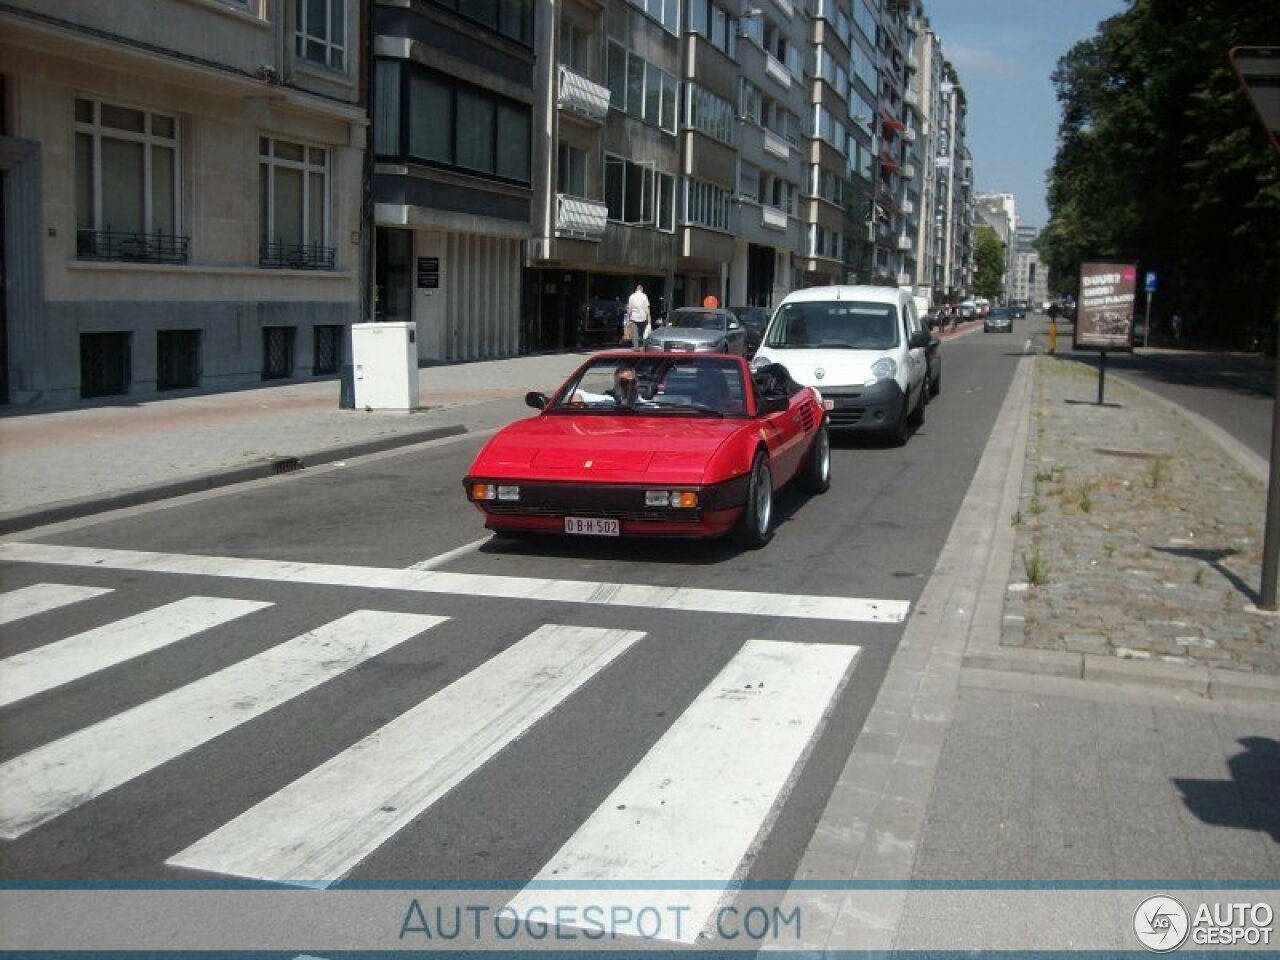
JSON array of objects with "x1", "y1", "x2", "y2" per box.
[{"x1": 272, "y1": 457, "x2": 304, "y2": 475}]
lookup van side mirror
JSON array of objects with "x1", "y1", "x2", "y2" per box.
[{"x1": 908, "y1": 330, "x2": 931, "y2": 350}]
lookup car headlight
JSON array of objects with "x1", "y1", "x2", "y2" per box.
[
  {"x1": 645, "y1": 490, "x2": 699, "y2": 508},
  {"x1": 867, "y1": 357, "x2": 897, "y2": 384},
  {"x1": 750, "y1": 354, "x2": 772, "y2": 371},
  {"x1": 470, "y1": 483, "x2": 520, "y2": 502}
]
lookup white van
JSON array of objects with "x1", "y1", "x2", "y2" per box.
[{"x1": 751, "y1": 285, "x2": 930, "y2": 445}]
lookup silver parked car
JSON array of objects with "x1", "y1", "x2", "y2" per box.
[{"x1": 645, "y1": 308, "x2": 747, "y2": 355}]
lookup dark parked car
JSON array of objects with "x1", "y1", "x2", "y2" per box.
[
  {"x1": 1010, "y1": 300, "x2": 1027, "y2": 319},
  {"x1": 728, "y1": 306, "x2": 771, "y2": 358},
  {"x1": 984, "y1": 307, "x2": 1013, "y2": 333},
  {"x1": 925, "y1": 328, "x2": 942, "y2": 399}
]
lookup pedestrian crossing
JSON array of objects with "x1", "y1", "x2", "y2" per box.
[{"x1": 0, "y1": 572, "x2": 867, "y2": 943}]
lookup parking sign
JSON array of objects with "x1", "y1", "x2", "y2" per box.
[{"x1": 1145, "y1": 271, "x2": 1157, "y2": 293}]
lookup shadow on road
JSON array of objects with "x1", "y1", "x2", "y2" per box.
[{"x1": 1175, "y1": 736, "x2": 1280, "y2": 843}]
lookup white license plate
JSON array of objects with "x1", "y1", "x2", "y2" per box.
[{"x1": 564, "y1": 517, "x2": 620, "y2": 536}]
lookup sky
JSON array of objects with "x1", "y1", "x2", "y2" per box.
[{"x1": 921, "y1": 0, "x2": 1130, "y2": 229}]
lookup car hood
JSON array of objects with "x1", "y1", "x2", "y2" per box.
[
  {"x1": 754, "y1": 347, "x2": 892, "y2": 388},
  {"x1": 468, "y1": 414, "x2": 744, "y2": 484}
]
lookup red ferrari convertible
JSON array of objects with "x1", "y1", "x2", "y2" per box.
[{"x1": 463, "y1": 352, "x2": 830, "y2": 547}]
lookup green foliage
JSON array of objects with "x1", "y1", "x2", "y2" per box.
[
  {"x1": 1039, "y1": 0, "x2": 1280, "y2": 343},
  {"x1": 973, "y1": 225, "x2": 1006, "y2": 300}
]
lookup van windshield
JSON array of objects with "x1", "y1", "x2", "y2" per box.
[{"x1": 764, "y1": 301, "x2": 901, "y2": 350}]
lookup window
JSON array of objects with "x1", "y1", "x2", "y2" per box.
[
  {"x1": 262, "y1": 326, "x2": 296, "y2": 380},
  {"x1": 80, "y1": 332, "x2": 131, "y2": 398},
  {"x1": 426, "y1": 0, "x2": 533, "y2": 45},
  {"x1": 688, "y1": 0, "x2": 737, "y2": 59},
  {"x1": 607, "y1": 41, "x2": 678, "y2": 133},
  {"x1": 683, "y1": 179, "x2": 731, "y2": 232},
  {"x1": 74, "y1": 98, "x2": 184, "y2": 262},
  {"x1": 313, "y1": 325, "x2": 342, "y2": 376},
  {"x1": 259, "y1": 136, "x2": 333, "y2": 268},
  {"x1": 604, "y1": 153, "x2": 674, "y2": 231},
  {"x1": 626, "y1": 0, "x2": 678, "y2": 33},
  {"x1": 557, "y1": 143, "x2": 588, "y2": 196},
  {"x1": 814, "y1": 105, "x2": 848, "y2": 154},
  {"x1": 560, "y1": 20, "x2": 590, "y2": 73},
  {"x1": 296, "y1": 0, "x2": 345, "y2": 70},
  {"x1": 687, "y1": 84, "x2": 735, "y2": 145},
  {"x1": 384, "y1": 63, "x2": 532, "y2": 185},
  {"x1": 739, "y1": 79, "x2": 762, "y2": 125},
  {"x1": 157, "y1": 330, "x2": 201, "y2": 391}
]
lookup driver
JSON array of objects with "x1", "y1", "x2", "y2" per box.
[{"x1": 693, "y1": 367, "x2": 732, "y2": 412}]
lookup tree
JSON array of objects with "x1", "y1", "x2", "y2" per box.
[
  {"x1": 972, "y1": 226, "x2": 1005, "y2": 300},
  {"x1": 1040, "y1": 0, "x2": 1280, "y2": 344}
]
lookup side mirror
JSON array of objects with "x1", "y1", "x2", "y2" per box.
[
  {"x1": 908, "y1": 330, "x2": 931, "y2": 350},
  {"x1": 759, "y1": 395, "x2": 790, "y2": 415},
  {"x1": 728, "y1": 321, "x2": 741, "y2": 330},
  {"x1": 525, "y1": 391, "x2": 549, "y2": 410}
]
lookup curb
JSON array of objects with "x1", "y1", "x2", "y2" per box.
[
  {"x1": 0, "y1": 423, "x2": 468, "y2": 535},
  {"x1": 960, "y1": 351, "x2": 1280, "y2": 701}
]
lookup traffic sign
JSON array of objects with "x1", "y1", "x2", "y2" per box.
[{"x1": 1145, "y1": 271, "x2": 1157, "y2": 293}]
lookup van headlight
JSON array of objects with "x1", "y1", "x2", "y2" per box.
[{"x1": 867, "y1": 357, "x2": 897, "y2": 384}]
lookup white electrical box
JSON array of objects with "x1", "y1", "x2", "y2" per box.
[{"x1": 350, "y1": 322, "x2": 420, "y2": 411}]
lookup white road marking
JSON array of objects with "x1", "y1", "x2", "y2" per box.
[
  {"x1": 405, "y1": 536, "x2": 489, "y2": 571},
  {"x1": 0, "y1": 583, "x2": 112, "y2": 626},
  {"x1": 168, "y1": 623, "x2": 644, "y2": 885},
  {"x1": 506, "y1": 638, "x2": 859, "y2": 944},
  {"x1": 0, "y1": 543, "x2": 909, "y2": 624},
  {"x1": 0, "y1": 596, "x2": 271, "y2": 708},
  {"x1": 0, "y1": 610, "x2": 446, "y2": 839}
]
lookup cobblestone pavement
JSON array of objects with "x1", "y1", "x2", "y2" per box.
[{"x1": 1004, "y1": 354, "x2": 1280, "y2": 675}]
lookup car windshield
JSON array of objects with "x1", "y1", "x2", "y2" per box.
[
  {"x1": 550, "y1": 356, "x2": 748, "y2": 417},
  {"x1": 664, "y1": 310, "x2": 726, "y2": 331},
  {"x1": 730, "y1": 308, "x2": 769, "y2": 331},
  {"x1": 764, "y1": 301, "x2": 901, "y2": 350}
]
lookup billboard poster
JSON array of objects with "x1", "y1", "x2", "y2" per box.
[{"x1": 1074, "y1": 261, "x2": 1137, "y2": 351}]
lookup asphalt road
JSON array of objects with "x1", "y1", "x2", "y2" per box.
[{"x1": 0, "y1": 329, "x2": 1023, "y2": 918}]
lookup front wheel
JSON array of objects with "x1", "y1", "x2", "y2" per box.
[
  {"x1": 796, "y1": 424, "x2": 831, "y2": 494},
  {"x1": 733, "y1": 451, "x2": 774, "y2": 549}
]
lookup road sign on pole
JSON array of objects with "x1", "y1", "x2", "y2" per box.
[{"x1": 1229, "y1": 46, "x2": 1280, "y2": 609}]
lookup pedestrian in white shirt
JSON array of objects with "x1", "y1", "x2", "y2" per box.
[{"x1": 626, "y1": 284, "x2": 651, "y2": 348}]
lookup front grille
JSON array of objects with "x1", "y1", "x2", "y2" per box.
[{"x1": 483, "y1": 504, "x2": 702, "y2": 523}]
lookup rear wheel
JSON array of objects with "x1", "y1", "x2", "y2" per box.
[
  {"x1": 733, "y1": 451, "x2": 774, "y2": 548},
  {"x1": 797, "y1": 424, "x2": 831, "y2": 494}
]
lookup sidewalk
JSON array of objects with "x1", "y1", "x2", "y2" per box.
[
  {"x1": 1, "y1": 332, "x2": 1277, "y2": 951},
  {"x1": 0, "y1": 351, "x2": 591, "y2": 531}
]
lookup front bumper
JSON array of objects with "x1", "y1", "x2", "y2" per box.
[
  {"x1": 815, "y1": 379, "x2": 907, "y2": 432},
  {"x1": 462, "y1": 475, "x2": 752, "y2": 538}
]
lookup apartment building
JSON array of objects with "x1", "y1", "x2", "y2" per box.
[
  {"x1": 1010, "y1": 224, "x2": 1048, "y2": 306},
  {"x1": 370, "y1": 0, "x2": 534, "y2": 361},
  {"x1": 975, "y1": 191, "x2": 1015, "y2": 297},
  {"x1": 908, "y1": 15, "x2": 945, "y2": 304},
  {"x1": 0, "y1": 0, "x2": 367, "y2": 405},
  {"x1": 935, "y1": 67, "x2": 972, "y2": 301}
]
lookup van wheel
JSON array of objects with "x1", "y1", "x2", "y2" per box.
[
  {"x1": 733, "y1": 451, "x2": 774, "y2": 549},
  {"x1": 908, "y1": 383, "x2": 926, "y2": 428},
  {"x1": 890, "y1": 398, "x2": 910, "y2": 447}
]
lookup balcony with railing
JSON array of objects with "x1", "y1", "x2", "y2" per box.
[
  {"x1": 764, "y1": 53, "x2": 791, "y2": 90},
  {"x1": 761, "y1": 205, "x2": 789, "y2": 230},
  {"x1": 558, "y1": 64, "x2": 610, "y2": 123},
  {"x1": 901, "y1": 163, "x2": 917, "y2": 180},
  {"x1": 260, "y1": 240, "x2": 337, "y2": 270},
  {"x1": 896, "y1": 235, "x2": 913, "y2": 251},
  {"x1": 555, "y1": 194, "x2": 609, "y2": 239},
  {"x1": 77, "y1": 229, "x2": 189, "y2": 264},
  {"x1": 902, "y1": 126, "x2": 916, "y2": 143},
  {"x1": 904, "y1": 88, "x2": 919, "y2": 108},
  {"x1": 763, "y1": 129, "x2": 790, "y2": 160}
]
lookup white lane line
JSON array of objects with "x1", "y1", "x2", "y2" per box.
[
  {"x1": 0, "y1": 596, "x2": 272, "y2": 708},
  {"x1": 405, "y1": 536, "x2": 489, "y2": 571},
  {"x1": 506, "y1": 638, "x2": 859, "y2": 944},
  {"x1": 0, "y1": 543, "x2": 908, "y2": 624},
  {"x1": 168, "y1": 623, "x2": 644, "y2": 886},
  {"x1": 0, "y1": 583, "x2": 113, "y2": 626},
  {"x1": 0, "y1": 610, "x2": 446, "y2": 839}
]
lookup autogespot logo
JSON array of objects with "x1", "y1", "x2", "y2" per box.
[{"x1": 1134, "y1": 895, "x2": 1190, "y2": 952}]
